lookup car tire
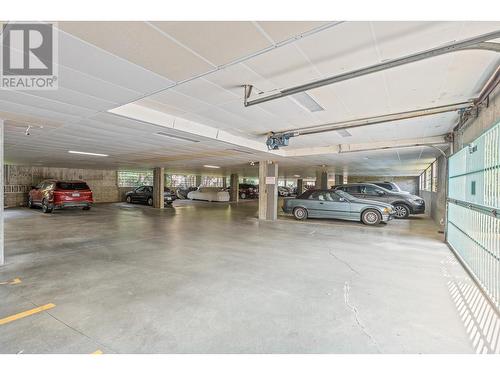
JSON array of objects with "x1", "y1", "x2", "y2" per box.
[
  {"x1": 293, "y1": 207, "x2": 308, "y2": 220},
  {"x1": 147, "y1": 197, "x2": 153, "y2": 206},
  {"x1": 41, "y1": 199, "x2": 53, "y2": 214},
  {"x1": 361, "y1": 209, "x2": 381, "y2": 225},
  {"x1": 82, "y1": 206, "x2": 91, "y2": 211},
  {"x1": 393, "y1": 203, "x2": 410, "y2": 219},
  {"x1": 126, "y1": 195, "x2": 132, "y2": 203},
  {"x1": 27, "y1": 197, "x2": 34, "y2": 209},
  {"x1": 240, "y1": 192, "x2": 246, "y2": 199}
]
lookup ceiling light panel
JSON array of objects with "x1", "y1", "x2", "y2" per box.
[{"x1": 290, "y1": 92, "x2": 325, "y2": 112}]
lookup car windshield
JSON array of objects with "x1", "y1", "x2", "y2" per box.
[
  {"x1": 335, "y1": 190, "x2": 355, "y2": 200},
  {"x1": 56, "y1": 182, "x2": 90, "y2": 190}
]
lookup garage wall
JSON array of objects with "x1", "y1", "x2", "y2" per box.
[
  {"x1": 426, "y1": 83, "x2": 500, "y2": 228},
  {"x1": 347, "y1": 176, "x2": 419, "y2": 195},
  {"x1": 3, "y1": 165, "x2": 120, "y2": 207}
]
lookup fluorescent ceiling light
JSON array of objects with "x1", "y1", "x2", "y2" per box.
[
  {"x1": 336, "y1": 129, "x2": 352, "y2": 137},
  {"x1": 155, "y1": 131, "x2": 200, "y2": 143},
  {"x1": 203, "y1": 165, "x2": 220, "y2": 169},
  {"x1": 68, "y1": 151, "x2": 108, "y2": 157},
  {"x1": 293, "y1": 175, "x2": 301, "y2": 178},
  {"x1": 290, "y1": 92, "x2": 324, "y2": 112},
  {"x1": 227, "y1": 148, "x2": 254, "y2": 155}
]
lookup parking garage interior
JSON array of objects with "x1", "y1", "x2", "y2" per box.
[{"x1": 1, "y1": 19, "x2": 499, "y2": 357}]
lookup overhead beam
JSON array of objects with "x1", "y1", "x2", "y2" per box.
[
  {"x1": 278, "y1": 135, "x2": 450, "y2": 157},
  {"x1": 244, "y1": 30, "x2": 500, "y2": 107}
]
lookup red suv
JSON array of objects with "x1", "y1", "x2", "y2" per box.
[{"x1": 28, "y1": 180, "x2": 94, "y2": 213}]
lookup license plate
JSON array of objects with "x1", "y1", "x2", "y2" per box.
[{"x1": 72, "y1": 193, "x2": 80, "y2": 197}]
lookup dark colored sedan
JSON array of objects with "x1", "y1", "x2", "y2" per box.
[{"x1": 125, "y1": 186, "x2": 176, "y2": 206}]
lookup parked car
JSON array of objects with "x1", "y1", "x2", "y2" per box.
[
  {"x1": 175, "y1": 186, "x2": 197, "y2": 199},
  {"x1": 125, "y1": 186, "x2": 176, "y2": 206},
  {"x1": 364, "y1": 181, "x2": 410, "y2": 194},
  {"x1": 239, "y1": 183, "x2": 258, "y2": 199},
  {"x1": 333, "y1": 183, "x2": 425, "y2": 219},
  {"x1": 283, "y1": 189, "x2": 394, "y2": 225},
  {"x1": 278, "y1": 186, "x2": 291, "y2": 197},
  {"x1": 28, "y1": 179, "x2": 93, "y2": 213},
  {"x1": 187, "y1": 187, "x2": 230, "y2": 202}
]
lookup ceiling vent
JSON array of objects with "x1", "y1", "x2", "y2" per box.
[
  {"x1": 290, "y1": 92, "x2": 324, "y2": 112},
  {"x1": 155, "y1": 131, "x2": 200, "y2": 143}
]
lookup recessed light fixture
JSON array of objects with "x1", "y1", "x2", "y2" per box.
[
  {"x1": 291, "y1": 92, "x2": 325, "y2": 112},
  {"x1": 68, "y1": 151, "x2": 108, "y2": 157},
  {"x1": 155, "y1": 131, "x2": 200, "y2": 143},
  {"x1": 227, "y1": 148, "x2": 254, "y2": 155},
  {"x1": 203, "y1": 165, "x2": 220, "y2": 169},
  {"x1": 336, "y1": 129, "x2": 352, "y2": 137}
]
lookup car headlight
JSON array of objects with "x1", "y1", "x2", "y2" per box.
[{"x1": 383, "y1": 207, "x2": 390, "y2": 213}]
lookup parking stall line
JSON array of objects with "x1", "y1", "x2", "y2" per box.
[{"x1": 0, "y1": 303, "x2": 56, "y2": 325}]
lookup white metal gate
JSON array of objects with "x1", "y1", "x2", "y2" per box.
[{"x1": 447, "y1": 121, "x2": 500, "y2": 311}]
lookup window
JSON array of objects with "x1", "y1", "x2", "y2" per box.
[
  {"x1": 361, "y1": 185, "x2": 383, "y2": 196},
  {"x1": 344, "y1": 185, "x2": 360, "y2": 194},
  {"x1": 432, "y1": 161, "x2": 438, "y2": 192},
  {"x1": 118, "y1": 170, "x2": 153, "y2": 187},
  {"x1": 201, "y1": 176, "x2": 224, "y2": 187},
  {"x1": 165, "y1": 174, "x2": 196, "y2": 188},
  {"x1": 56, "y1": 182, "x2": 89, "y2": 190},
  {"x1": 424, "y1": 167, "x2": 432, "y2": 191}
]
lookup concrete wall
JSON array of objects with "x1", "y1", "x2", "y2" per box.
[
  {"x1": 347, "y1": 175, "x2": 419, "y2": 195},
  {"x1": 4, "y1": 165, "x2": 120, "y2": 207}
]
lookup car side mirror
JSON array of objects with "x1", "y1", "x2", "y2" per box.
[
  {"x1": 376, "y1": 190, "x2": 385, "y2": 196},
  {"x1": 339, "y1": 197, "x2": 346, "y2": 202}
]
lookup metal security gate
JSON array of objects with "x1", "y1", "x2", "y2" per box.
[{"x1": 447, "y1": 121, "x2": 500, "y2": 311}]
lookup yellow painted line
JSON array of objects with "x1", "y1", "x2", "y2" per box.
[
  {"x1": 0, "y1": 303, "x2": 55, "y2": 325},
  {"x1": 0, "y1": 277, "x2": 22, "y2": 285},
  {"x1": 91, "y1": 350, "x2": 103, "y2": 355}
]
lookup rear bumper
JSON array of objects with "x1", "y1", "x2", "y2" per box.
[{"x1": 53, "y1": 201, "x2": 92, "y2": 209}]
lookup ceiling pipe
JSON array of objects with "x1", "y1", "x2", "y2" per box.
[
  {"x1": 279, "y1": 101, "x2": 474, "y2": 137},
  {"x1": 338, "y1": 142, "x2": 450, "y2": 154},
  {"x1": 244, "y1": 30, "x2": 500, "y2": 107}
]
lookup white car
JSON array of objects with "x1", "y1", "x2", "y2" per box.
[{"x1": 187, "y1": 187, "x2": 230, "y2": 202}]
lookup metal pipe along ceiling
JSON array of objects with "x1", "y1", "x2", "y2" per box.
[{"x1": 244, "y1": 29, "x2": 500, "y2": 107}]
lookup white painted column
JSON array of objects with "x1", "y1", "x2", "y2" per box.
[{"x1": 0, "y1": 119, "x2": 4, "y2": 265}]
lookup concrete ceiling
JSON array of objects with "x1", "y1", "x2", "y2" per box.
[{"x1": 2, "y1": 21, "x2": 500, "y2": 177}]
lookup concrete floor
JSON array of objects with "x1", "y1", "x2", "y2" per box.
[{"x1": 0, "y1": 200, "x2": 478, "y2": 353}]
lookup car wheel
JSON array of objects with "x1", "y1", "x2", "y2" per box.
[
  {"x1": 361, "y1": 209, "x2": 381, "y2": 225},
  {"x1": 293, "y1": 207, "x2": 308, "y2": 220},
  {"x1": 126, "y1": 195, "x2": 132, "y2": 203},
  {"x1": 27, "y1": 197, "x2": 34, "y2": 209},
  {"x1": 240, "y1": 192, "x2": 246, "y2": 199},
  {"x1": 393, "y1": 204, "x2": 410, "y2": 219},
  {"x1": 41, "y1": 199, "x2": 53, "y2": 214},
  {"x1": 147, "y1": 197, "x2": 153, "y2": 206},
  {"x1": 82, "y1": 206, "x2": 91, "y2": 211}
]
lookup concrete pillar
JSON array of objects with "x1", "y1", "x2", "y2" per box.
[
  {"x1": 297, "y1": 179, "x2": 303, "y2": 195},
  {"x1": 335, "y1": 174, "x2": 344, "y2": 185},
  {"x1": 258, "y1": 161, "x2": 278, "y2": 221},
  {"x1": 153, "y1": 167, "x2": 164, "y2": 208},
  {"x1": 230, "y1": 173, "x2": 239, "y2": 202},
  {"x1": 195, "y1": 175, "x2": 202, "y2": 187},
  {"x1": 222, "y1": 177, "x2": 227, "y2": 189},
  {"x1": 315, "y1": 170, "x2": 328, "y2": 190},
  {"x1": 0, "y1": 119, "x2": 3, "y2": 265}
]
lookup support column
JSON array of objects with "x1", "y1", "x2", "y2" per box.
[
  {"x1": 222, "y1": 176, "x2": 227, "y2": 189},
  {"x1": 335, "y1": 174, "x2": 344, "y2": 185},
  {"x1": 195, "y1": 175, "x2": 202, "y2": 187},
  {"x1": 315, "y1": 170, "x2": 328, "y2": 190},
  {"x1": 258, "y1": 161, "x2": 278, "y2": 221},
  {"x1": 230, "y1": 173, "x2": 239, "y2": 202},
  {"x1": 153, "y1": 167, "x2": 164, "y2": 208},
  {"x1": 0, "y1": 120, "x2": 3, "y2": 265},
  {"x1": 297, "y1": 179, "x2": 303, "y2": 195}
]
